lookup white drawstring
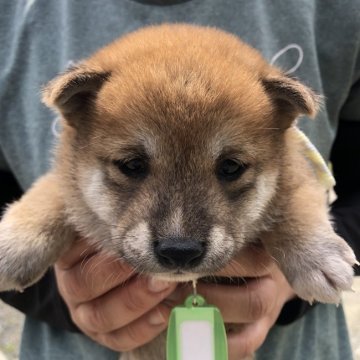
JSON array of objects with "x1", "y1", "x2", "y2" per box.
[
  {"x1": 51, "y1": 116, "x2": 61, "y2": 138},
  {"x1": 270, "y1": 44, "x2": 304, "y2": 74}
]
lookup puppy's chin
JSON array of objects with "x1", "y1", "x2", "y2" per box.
[{"x1": 153, "y1": 272, "x2": 202, "y2": 283}]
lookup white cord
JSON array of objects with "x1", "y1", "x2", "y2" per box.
[
  {"x1": 270, "y1": 44, "x2": 304, "y2": 74},
  {"x1": 51, "y1": 116, "x2": 61, "y2": 138}
]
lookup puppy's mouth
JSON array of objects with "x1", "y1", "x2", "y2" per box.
[
  {"x1": 154, "y1": 271, "x2": 250, "y2": 287},
  {"x1": 154, "y1": 270, "x2": 203, "y2": 283},
  {"x1": 119, "y1": 224, "x2": 235, "y2": 280}
]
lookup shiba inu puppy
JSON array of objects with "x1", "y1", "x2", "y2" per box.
[{"x1": 0, "y1": 24, "x2": 357, "y2": 360}]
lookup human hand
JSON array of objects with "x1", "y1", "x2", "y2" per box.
[
  {"x1": 55, "y1": 239, "x2": 294, "y2": 359},
  {"x1": 169, "y1": 244, "x2": 296, "y2": 360},
  {"x1": 207, "y1": 244, "x2": 295, "y2": 359},
  {"x1": 54, "y1": 239, "x2": 177, "y2": 352}
]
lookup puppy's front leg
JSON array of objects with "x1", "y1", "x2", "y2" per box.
[
  {"x1": 263, "y1": 184, "x2": 357, "y2": 304},
  {"x1": 0, "y1": 172, "x2": 75, "y2": 291}
]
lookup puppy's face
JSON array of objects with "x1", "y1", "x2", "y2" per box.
[
  {"x1": 44, "y1": 25, "x2": 318, "y2": 280},
  {"x1": 76, "y1": 74, "x2": 280, "y2": 279}
]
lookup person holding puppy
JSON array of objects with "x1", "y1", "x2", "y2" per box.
[{"x1": 0, "y1": 1, "x2": 359, "y2": 359}]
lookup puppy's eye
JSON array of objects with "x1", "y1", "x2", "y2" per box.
[
  {"x1": 114, "y1": 158, "x2": 149, "y2": 179},
  {"x1": 217, "y1": 159, "x2": 248, "y2": 181}
]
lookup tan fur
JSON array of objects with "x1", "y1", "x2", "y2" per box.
[{"x1": 0, "y1": 24, "x2": 356, "y2": 360}]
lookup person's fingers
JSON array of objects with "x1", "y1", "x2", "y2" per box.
[
  {"x1": 227, "y1": 318, "x2": 270, "y2": 360},
  {"x1": 71, "y1": 276, "x2": 177, "y2": 334},
  {"x1": 56, "y1": 238, "x2": 97, "y2": 270},
  {"x1": 196, "y1": 277, "x2": 278, "y2": 323},
  {"x1": 216, "y1": 244, "x2": 275, "y2": 277},
  {"x1": 55, "y1": 251, "x2": 135, "y2": 305},
  {"x1": 165, "y1": 275, "x2": 281, "y2": 324},
  {"x1": 93, "y1": 303, "x2": 172, "y2": 352}
]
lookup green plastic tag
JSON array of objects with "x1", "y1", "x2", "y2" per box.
[{"x1": 166, "y1": 294, "x2": 228, "y2": 360}]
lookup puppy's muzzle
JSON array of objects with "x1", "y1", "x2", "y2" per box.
[{"x1": 154, "y1": 237, "x2": 206, "y2": 270}]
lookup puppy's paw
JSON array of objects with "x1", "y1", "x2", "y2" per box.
[
  {"x1": 281, "y1": 234, "x2": 357, "y2": 304},
  {"x1": 0, "y1": 206, "x2": 73, "y2": 291},
  {"x1": 0, "y1": 221, "x2": 50, "y2": 291}
]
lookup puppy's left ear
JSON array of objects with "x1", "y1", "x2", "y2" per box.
[
  {"x1": 42, "y1": 65, "x2": 110, "y2": 126},
  {"x1": 262, "y1": 75, "x2": 321, "y2": 128}
]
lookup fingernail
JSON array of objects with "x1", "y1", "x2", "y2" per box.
[
  {"x1": 148, "y1": 308, "x2": 166, "y2": 326},
  {"x1": 148, "y1": 277, "x2": 172, "y2": 293}
]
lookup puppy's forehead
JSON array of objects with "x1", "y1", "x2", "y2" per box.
[{"x1": 93, "y1": 68, "x2": 274, "y2": 158}]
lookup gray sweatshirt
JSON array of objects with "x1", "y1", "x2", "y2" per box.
[{"x1": 0, "y1": 1, "x2": 359, "y2": 359}]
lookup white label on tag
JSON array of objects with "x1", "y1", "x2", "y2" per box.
[{"x1": 180, "y1": 321, "x2": 214, "y2": 360}]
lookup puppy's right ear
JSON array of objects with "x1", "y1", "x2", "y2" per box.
[
  {"x1": 42, "y1": 65, "x2": 110, "y2": 124},
  {"x1": 262, "y1": 74, "x2": 321, "y2": 129}
]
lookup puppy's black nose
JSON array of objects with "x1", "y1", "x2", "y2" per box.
[{"x1": 154, "y1": 237, "x2": 206, "y2": 269}]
